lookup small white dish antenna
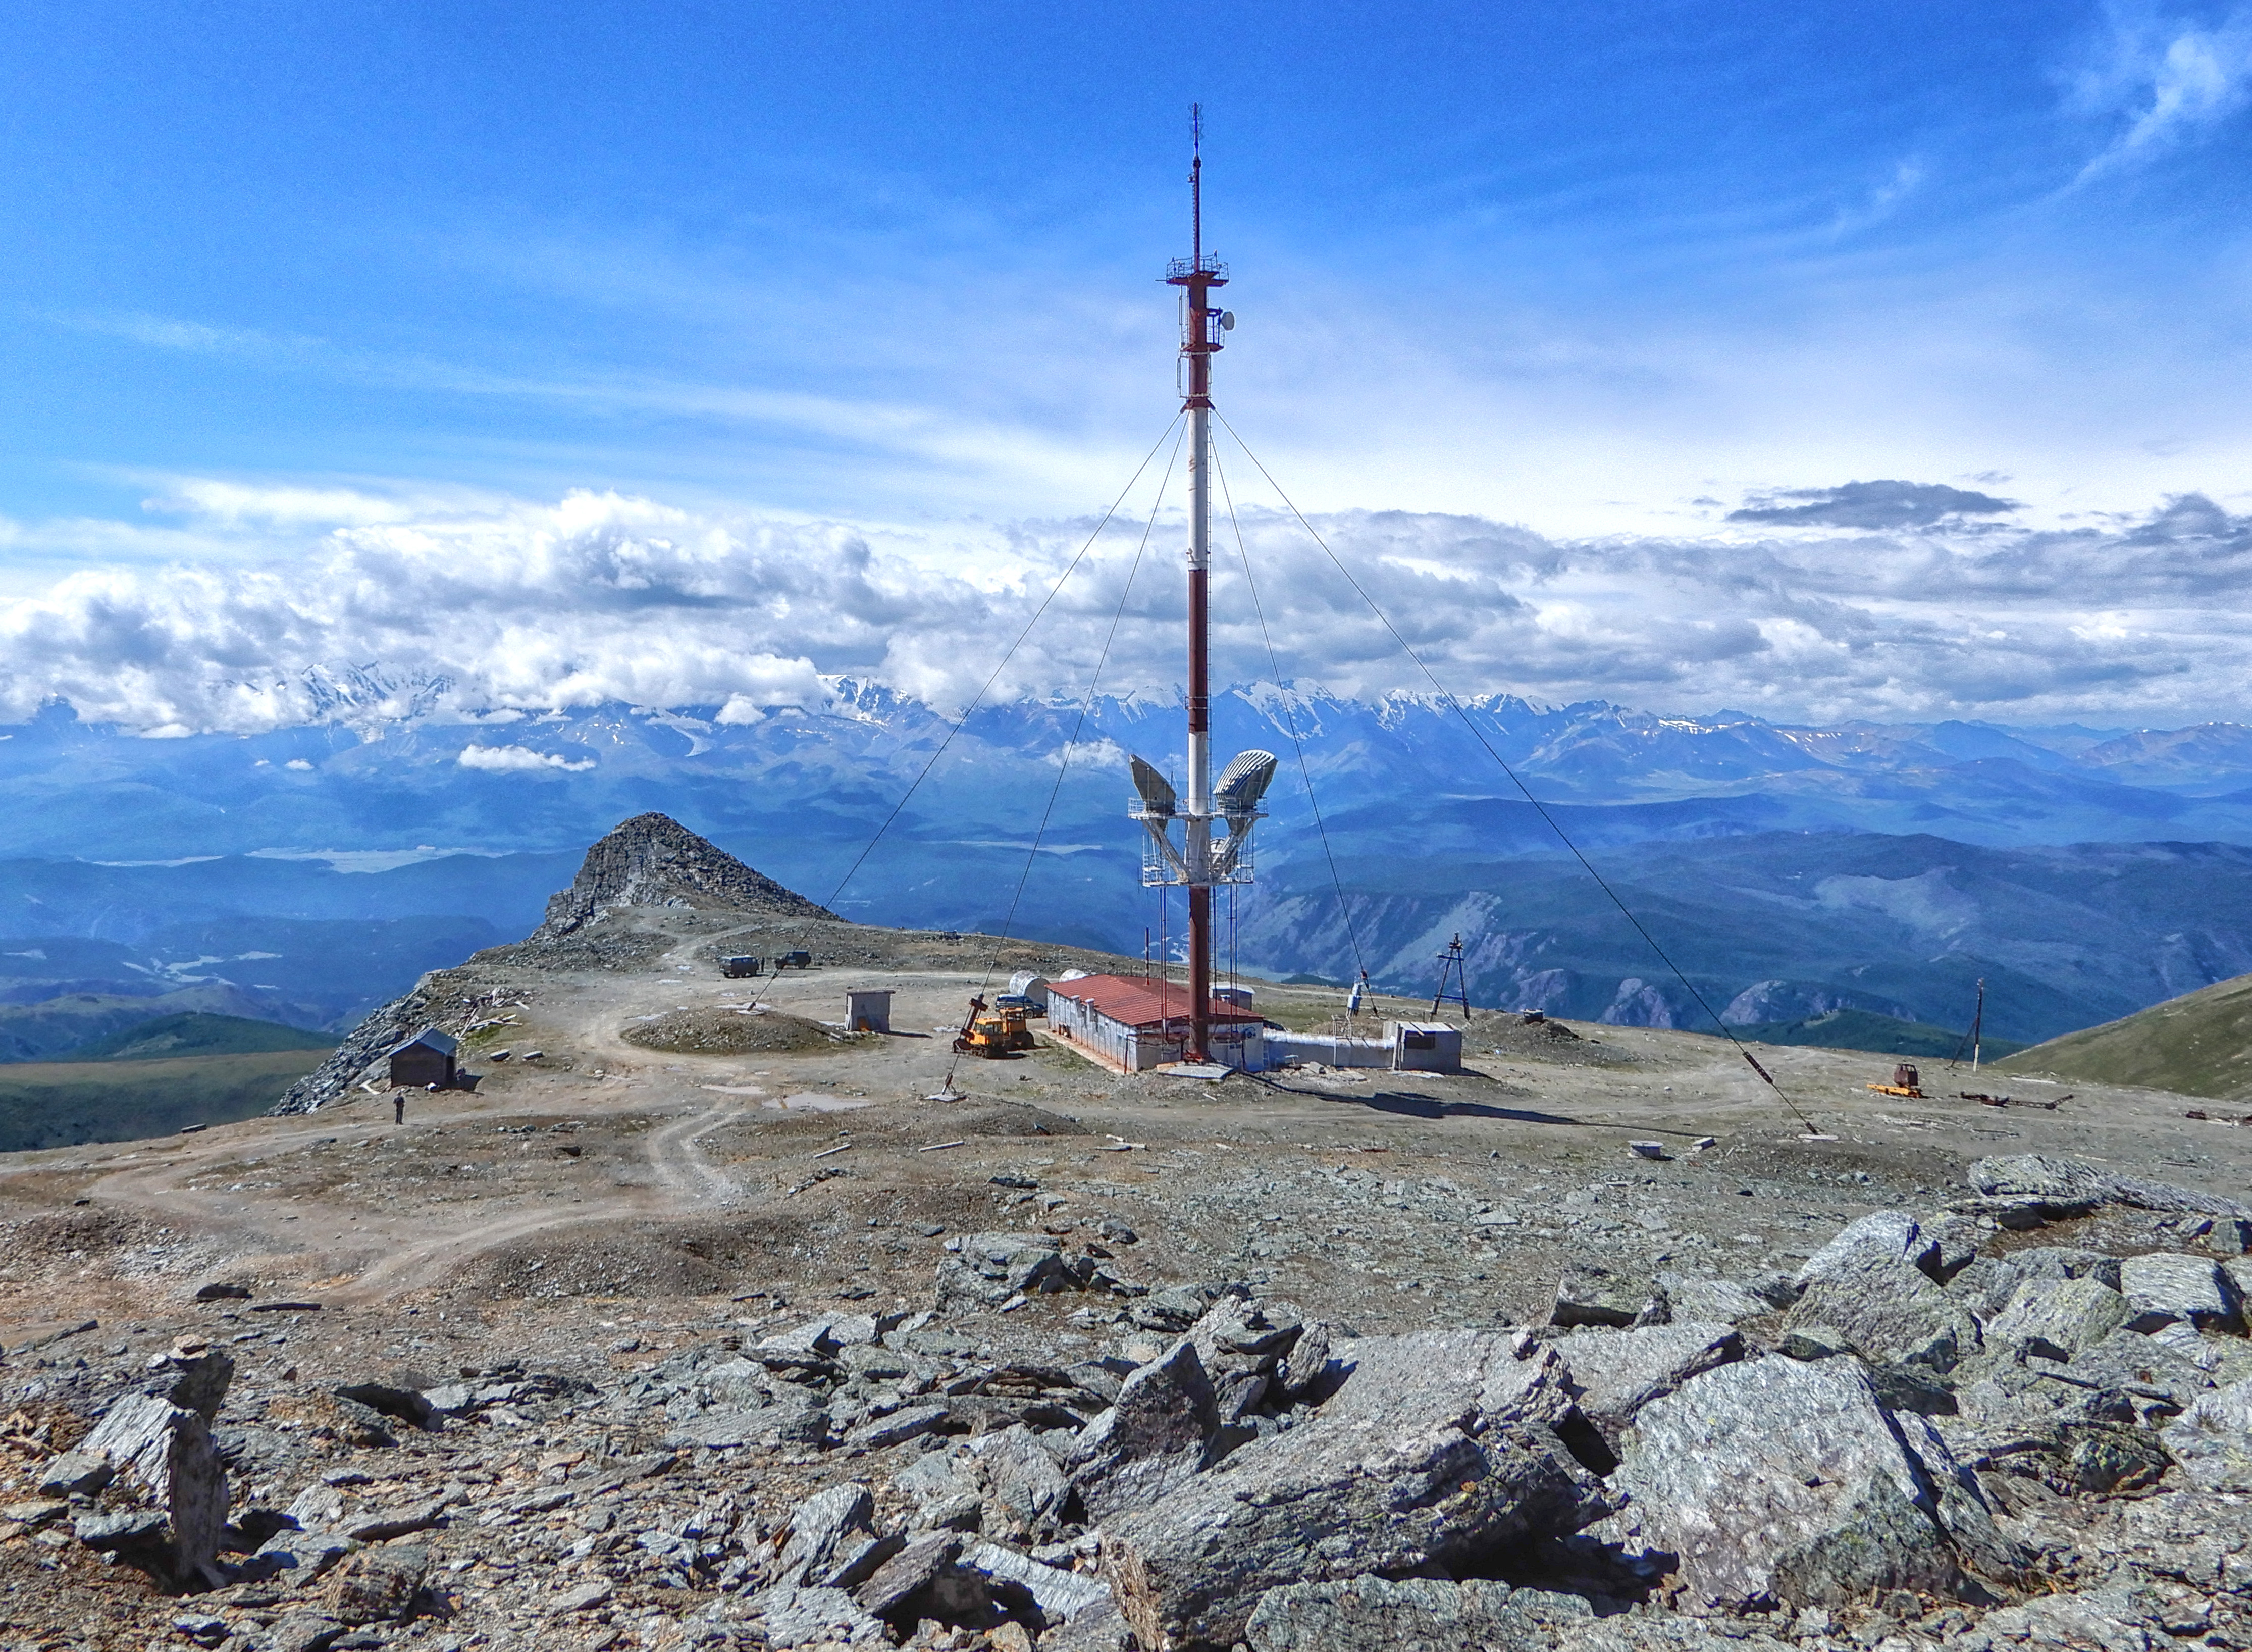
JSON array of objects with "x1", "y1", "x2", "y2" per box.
[{"x1": 1218, "y1": 310, "x2": 1236, "y2": 330}]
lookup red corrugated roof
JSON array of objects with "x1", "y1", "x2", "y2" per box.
[{"x1": 1049, "y1": 974, "x2": 1266, "y2": 1030}]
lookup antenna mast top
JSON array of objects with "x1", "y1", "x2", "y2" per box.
[{"x1": 1191, "y1": 104, "x2": 1202, "y2": 268}]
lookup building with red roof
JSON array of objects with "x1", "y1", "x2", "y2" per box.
[{"x1": 1045, "y1": 973, "x2": 1271, "y2": 1072}]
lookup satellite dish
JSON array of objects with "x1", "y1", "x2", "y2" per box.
[
  {"x1": 1129, "y1": 754, "x2": 1177, "y2": 817},
  {"x1": 1218, "y1": 310, "x2": 1236, "y2": 331}
]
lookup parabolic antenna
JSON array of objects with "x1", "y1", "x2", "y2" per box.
[
  {"x1": 1214, "y1": 748, "x2": 1278, "y2": 813},
  {"x1": 1129, "y1": 754, "x2": 1177, "y2": 816}
]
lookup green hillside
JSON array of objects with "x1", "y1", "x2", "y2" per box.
[
  {"x1": 1996, "y1": 971, "x2": 2252, "y2": 1101},
  {"x1": 0, "y1": 1049, "x2": 333, "y2": 1153},
  {"x1": 1738, "y1": 1007, "x2": 2027, "y2": 1061},
  {"x1": 63, "y1": 1012, "x2": 335, "y2": 1062}
]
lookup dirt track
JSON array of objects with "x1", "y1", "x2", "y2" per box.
[{"x1": 4, "y1": 908, "x2": 2246, "y2": 1355}]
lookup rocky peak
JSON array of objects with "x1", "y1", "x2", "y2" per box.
[{"x1": 535, "y1": 812, "x2": 833, "y2": 939}]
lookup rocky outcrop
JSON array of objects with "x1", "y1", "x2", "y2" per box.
[
  {"x1": 1101, "y1": 1331, "x2": 1610, "y2": 1650},
  {"x1": 1602, "y1": 1356, "x2": 2024, "y2": 1611},
  {"x1": 533, "y1": 811, "x2": 832, "y2": 940},
  {"x1": 271, "y1": 813, "x2": 832, "y2": 1115}
]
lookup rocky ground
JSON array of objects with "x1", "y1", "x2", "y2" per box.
[{"x1": 2, "y1": 821, "x2": 2251, "y2": 1652}]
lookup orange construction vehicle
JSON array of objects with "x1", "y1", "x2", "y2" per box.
[{"x1": 952, "y1": 996, "x2": 1035, "y2": 1059}]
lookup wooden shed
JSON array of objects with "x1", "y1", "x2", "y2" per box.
[{"x1": 387, "y1": 1027, "x2": 458, "y2": 1089}]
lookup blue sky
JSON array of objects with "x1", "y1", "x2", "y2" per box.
[{"x1": 4, "y1": 1, "x2": 2252, "y2": 729}]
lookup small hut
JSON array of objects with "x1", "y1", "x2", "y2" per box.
[
  {"x1": 386, "y1": 1027, "x2": 458, "y2": 1089},
  {"x1": 1387, "y1": 1020, "x2": 1462, "y2": 1073},
  {"x1": 845, "y1": 989, "x2": 893, "y2": 1034}
]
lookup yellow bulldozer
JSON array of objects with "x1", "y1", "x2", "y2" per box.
[
  {"x1": 953, "y1": 995, "x2": 1035, "y2": 1059},
  {"x1": 1866, "y1": 1062, "x2": 1925, "y2": 1099}
]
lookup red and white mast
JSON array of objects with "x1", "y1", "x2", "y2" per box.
[
  {"x1": 1127, "y1": 111, "x2": 1275, "y2": 1069},
  {"x1": 1170, "y1": 108, "x2": 1225, "y2": 1060}
]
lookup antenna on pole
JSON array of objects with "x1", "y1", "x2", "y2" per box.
[{"x1": 1190, "y1": 103, "x2": 1202, "y2": 270}]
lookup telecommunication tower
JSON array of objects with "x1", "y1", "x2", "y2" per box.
[{"x1": 1128, "y1": 107, "x2": 1276, "y2": 1063}]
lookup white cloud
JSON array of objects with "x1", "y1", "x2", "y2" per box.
[
  {"x1": 2069, "y1": 5, "x2": 2252, "y2": 181},
  {"x1": 284, "y1": 757, "x2": 313, "y2": 771},
  {"x1": 3, "y1": 479, "x2": 2252, "y2": 732},
  {"x1": 456, "y1": 744, "x2": 597, "y2": 773}
]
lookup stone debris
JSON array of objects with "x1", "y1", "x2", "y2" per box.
[{"x1": 13, "y1": 1141, "x2": 2252, "y2": 1651}]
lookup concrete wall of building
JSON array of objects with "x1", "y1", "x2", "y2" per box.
[{"x1": 1266, "y1": 1030, "x2": 1393, "y2": 1069}]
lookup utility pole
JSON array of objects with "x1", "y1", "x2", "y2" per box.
[{"x1": 1168, "y1": 106, "x2": 1227, "y2": 1062}]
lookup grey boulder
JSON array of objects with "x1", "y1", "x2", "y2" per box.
[
  {"x1": 1603, "y1": 1354, "x2": 2021, "y2": 1611},
  {"x1": 1796, "y1": 1211, "x2": 1940, "y2": 1286},
  {"x1": 938, "y1": 1232, "x2": 1075, "y2": 1308},
  {"x1": 1553, "y1": 1263, "x2": 1659, "y2": 1328},
  {"x1": 1984, "y1": 1276, "x2": 2132, "y2": 1361},
  {"x1": 1102, "y1": 1330, "x2": 1610, "y2": 1650},
  {"x1": 1554, "y1": 1321, "x2": 1747, "y2": 1443},
  {"x1": 2120, "y1": 1251, "x2": 2242, "y2": 1333},
  {"x1": 1785, "y1": 1250, "x2": 1979, "y2": 1372},
  {"x1": 1066, "y1": 1336, "x2": 1223, "y2": 1523},
  {"x1": 2162, "y1": 1377, "x2": 2252, "y2": 1490},
  {"x1": 1243, "y1": 1574, "x2": 1528, "y2": 1652}
]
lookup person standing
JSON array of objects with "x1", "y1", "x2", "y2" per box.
[{"x1": 393, "y1": 1091, "x2": 406, "y2": 1125}]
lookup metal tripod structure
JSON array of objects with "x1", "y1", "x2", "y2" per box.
[
  {"x1": 1431, "y1": 932, "x2": 1472, "y2": 1023},
  {"x1": 1128, "y1": 108, "x2": 1276, "y2": 1063}
]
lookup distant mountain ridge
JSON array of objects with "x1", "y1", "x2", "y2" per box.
[{"x1": 10, "y1": 690, "x2": 2252, "y2": 1055}]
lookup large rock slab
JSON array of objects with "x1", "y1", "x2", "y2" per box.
[
  {"x1": 1652, "y1": 1272, "x2": 1769, "y2": 1327},
  {"x1": 1605, "y1": 1355, "x2": 2017, "y2": 1611},
  {"x1": 1785, "y1": 1251, "x2": 1980, "y2": 1372},
  {"x1": 2163, "y1": 1377, "x2": 2252, "y2": 1490},
  {"x1": 1984, "y1": 1276, "x2": 2132, "y2": 1361},
  {"x1": 1101, "y1": 1331, "x2": 1609, "y2": 1650},
  {"x1": 1969, "y1": 1155, "x2": 2252, "y2": 1219},
  {"x1": 81, "y1": 1393, "x2": 230, "y2": 1583},
  {"x1": 938, "y1": 1232, "x2": 1075, "y2": 1308},
  {"x1": 971, "y1": 1425, "x2": 1070, "y2": 1542},
  {"x1": 750, "y1": 1582, "x2": 892, "y2": 1648},
  {"x1": 776, "y1": 1482, "x2": 875, "y2": 1585},
  {"x1": 1553, "y1": 1263, "x2": 1659, "y2": 1328},
  {"x1": 2120, "y1": 1252, "x2": 2242, "y2": 1333},
  {"x1": 1554, "y1": 1322, "x2": 1746, "y2": 1442},
  {"x1": 1243, "y1": 1574, "x2": 1528, "y2": 1652},
  {"x1": 1066, "y1": 1337, "x2": 1223, "y2": 1523},
  {"x1": 1796, "y1": 1212, "x2": 1941, "y2": 1287}
]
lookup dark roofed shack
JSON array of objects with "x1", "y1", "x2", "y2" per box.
[{"x1": 386, "y1": 1027, "x2": 458, "y2": 1090}]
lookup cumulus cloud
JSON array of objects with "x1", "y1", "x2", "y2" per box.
[
  {"x1": 457, "y1": 743, "x2": 597, "y2": 773},
  {"x1": 3, "y1": 478, "x2": 2252, "y2": 731}
]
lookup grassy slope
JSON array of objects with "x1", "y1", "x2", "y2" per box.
[
  {"x1": 0, "y1": 1049, "x2": 332, "y2": 1152},
  {"x1": 1996, "y1": 971, "x2": 2252, "y2": 1101},
  {"x1": 64, "y1": 1012, "x2": 335, "y2": 1061},
  {"x1": 1737, "y1": 1008, "x2": 2028, "y2": 1061}
]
